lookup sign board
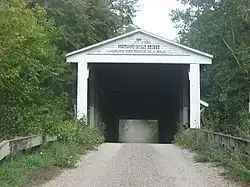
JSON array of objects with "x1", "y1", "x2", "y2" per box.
[{"x1": 89, "y1": 37, "x2": 190, "y2": 56}]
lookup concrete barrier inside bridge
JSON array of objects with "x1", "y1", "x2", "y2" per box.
[{"x1": 66, "y1": 29, "x2": 213, "y2": 143}]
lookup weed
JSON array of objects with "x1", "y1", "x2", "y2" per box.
[
  {"x1": 174, "y1": 130, "x2": 250, "y2": 183},
  {"x1": 0, "y1": 125, "x2": 104, "y2": 187},
  {"x1": 194, "y1": 153, "x2": 210, "y2": 163}
]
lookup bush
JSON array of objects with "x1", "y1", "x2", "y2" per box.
[
  {"x1": 0, "y1": 0, "x2": 69, "y2": 139},
  {"x1": 43, "y1": 142, "x2": 80, "y2": 168},
  {"x1": 174, "y1": 130, "x2": 250, "y2": 183},
  {"x1": 0, "y1": 117, "x2": 105, "y2": 187},
  {"x1": 0, "y1": 133, "x2": 104, "y2": 187},
  {"x1": 174, "y1": 129, "x2": 206, "y2": 150},
  {"x1": 0, "y1": 142, "x2": 75, "y2": 187},
  {"x1": 56, "y1": 120, "x2": 104, "y2": 147}
]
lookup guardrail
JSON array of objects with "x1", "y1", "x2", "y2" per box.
[
  {"x1": 197, "y1": 129, "x2": 250, "y2": 156},
  {"x1": 0, "y1": 135, "x2": 57, "y2": 161}
]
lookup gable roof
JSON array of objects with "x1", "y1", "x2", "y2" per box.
[{"x1": 66, "y1": 29, "x2": 213, "y2": 59}]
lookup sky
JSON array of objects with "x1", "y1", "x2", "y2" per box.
[{"x1": 133, "y1": 0, "x2": 183, "y2": 41}]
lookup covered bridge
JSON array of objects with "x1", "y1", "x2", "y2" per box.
[{"x1": 66, "y1": 29, "x2": 213, "y2": 143}]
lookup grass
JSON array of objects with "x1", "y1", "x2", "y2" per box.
[
  {"x1": 174, "y1": 129, "x2": 250, "y2": 183},
  {"x1": 0, "y1": 119, "x2": 105, "y2": 187},
  {"x1": 0, "y1": 141, "x2": 96, "y2": 187}
]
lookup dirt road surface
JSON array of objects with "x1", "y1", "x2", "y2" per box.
[{"x1": 40, "y1": 143, "x2": 243, "y2": 187}]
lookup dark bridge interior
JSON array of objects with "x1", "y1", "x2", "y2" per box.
[{"x1": 88, "y1": 63, "x2": 189, "y2": 143}]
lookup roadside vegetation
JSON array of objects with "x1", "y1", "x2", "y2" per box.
[
  {"x1": 0, "y1": 120, "x2": 104, "y2": 187},
  {"x1": 0, "y1": 0, "x2": 139, "y2": 140},
  {"x1": 172, "y1": 0, "x2": 250, "y2": 183},
  {"x1": 174, "y1": 129, "x2": 250, "y2": 183},
  {"x1": 171, "y1": 0, "x2": 250, "y2": 137}
]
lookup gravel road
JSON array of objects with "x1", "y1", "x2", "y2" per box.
[{"x1": 40, "y1": 143, "x2": 243, "y2": 187}]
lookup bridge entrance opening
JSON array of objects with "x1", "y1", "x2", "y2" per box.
[
  {"x1": 88, "y1": 63, "x2": 190, "y2": 143},
  {"x1": 119, "y1": 119, "x2": 159, "y2": 143},
  {"x1": 67, "y1": 30, "x2": 212, "y2": 139}
]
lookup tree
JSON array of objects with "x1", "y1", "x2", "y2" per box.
[
  {"x1": 34, "y1": 0, "x2": 140, "y2": 118},
  {"x1": 171, "y1": 0, "x2": 250, "y2": 137},
  {"x1": 35, "y1": 0, "x2": 139, "y2": 53},
  {"x1": 0, "y1": 0, "x2": 68, "y2": 138},
  {"x1": 0, "y1": 0, "x2": 139, "y2": 138},
  {"x1": 117, "y1": 24, "x2": 139, "y2": 34}
]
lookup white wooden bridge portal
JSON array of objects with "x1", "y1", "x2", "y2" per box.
[{"x1": 66, "y1": 29, "x2": 213, "y2": 143}]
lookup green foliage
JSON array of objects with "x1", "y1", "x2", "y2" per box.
[
  {"x1": 0, "y1": 0, "x2": 139, "y2": 139},
  {"x1": 171, "y1": 0, "x2": 250, "y2": 136},
  {"x1": 0, "y1": 142, "x2": 75, "y2": 187},
  {"x1": 0, "y1": 0, "x2": 70, "y2": 138},
  {"x1": 174, "y1": 130, "x2": 250, "y2": 182},
  {"x1": 0, "y1": 124, "x2": 104, "y2": 187},
  {"x1": 174, "y1": 129, "x2": 206, "y2": 150},
  {"x1": 36, "y1": 0, "x2": 139, "y2": 52},
  {"x1": 44, "y1": 142, "x2": 80, "y2": 168},
  {"x1": 56, "y1": 120, "x2": 105, "y2": 146}
]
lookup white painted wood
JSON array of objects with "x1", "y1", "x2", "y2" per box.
[
  {"x1": 0, "y1": 136, "x2": 57, "y2": 161},
  {"x1": 66, "y1": 29, "x2": 213, "y2": 59},
  {"x1": 66, "y1": 29, "x2": 213, "y2": 129},
  {"x1": 66, "y1": 32, "x2": 212, "y2": 65},
  {"x1": 77, "y1": 62, "x2": 88, "y2": 119},
  {"x1": 44, "y1": 136, "x2": 57, "y2": 142},
  {"x1": 83, "y1": 54, "x2": 211, "y2": 64},
  {"x1": 200, "y1": 100, "x2": 209, "y2": 107},
  {"x1": 189, "y1": 64, "x2": 201, "y2": 129},
  {"x1": 87, "y1": 33, "x2": 190, "y2": 56},
  {"x1": 9, "y1": 136, "x2": 43, "y2": 154},
  {"x1": 0, "y1": 141, "x2": 10, "y2": 160}
]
